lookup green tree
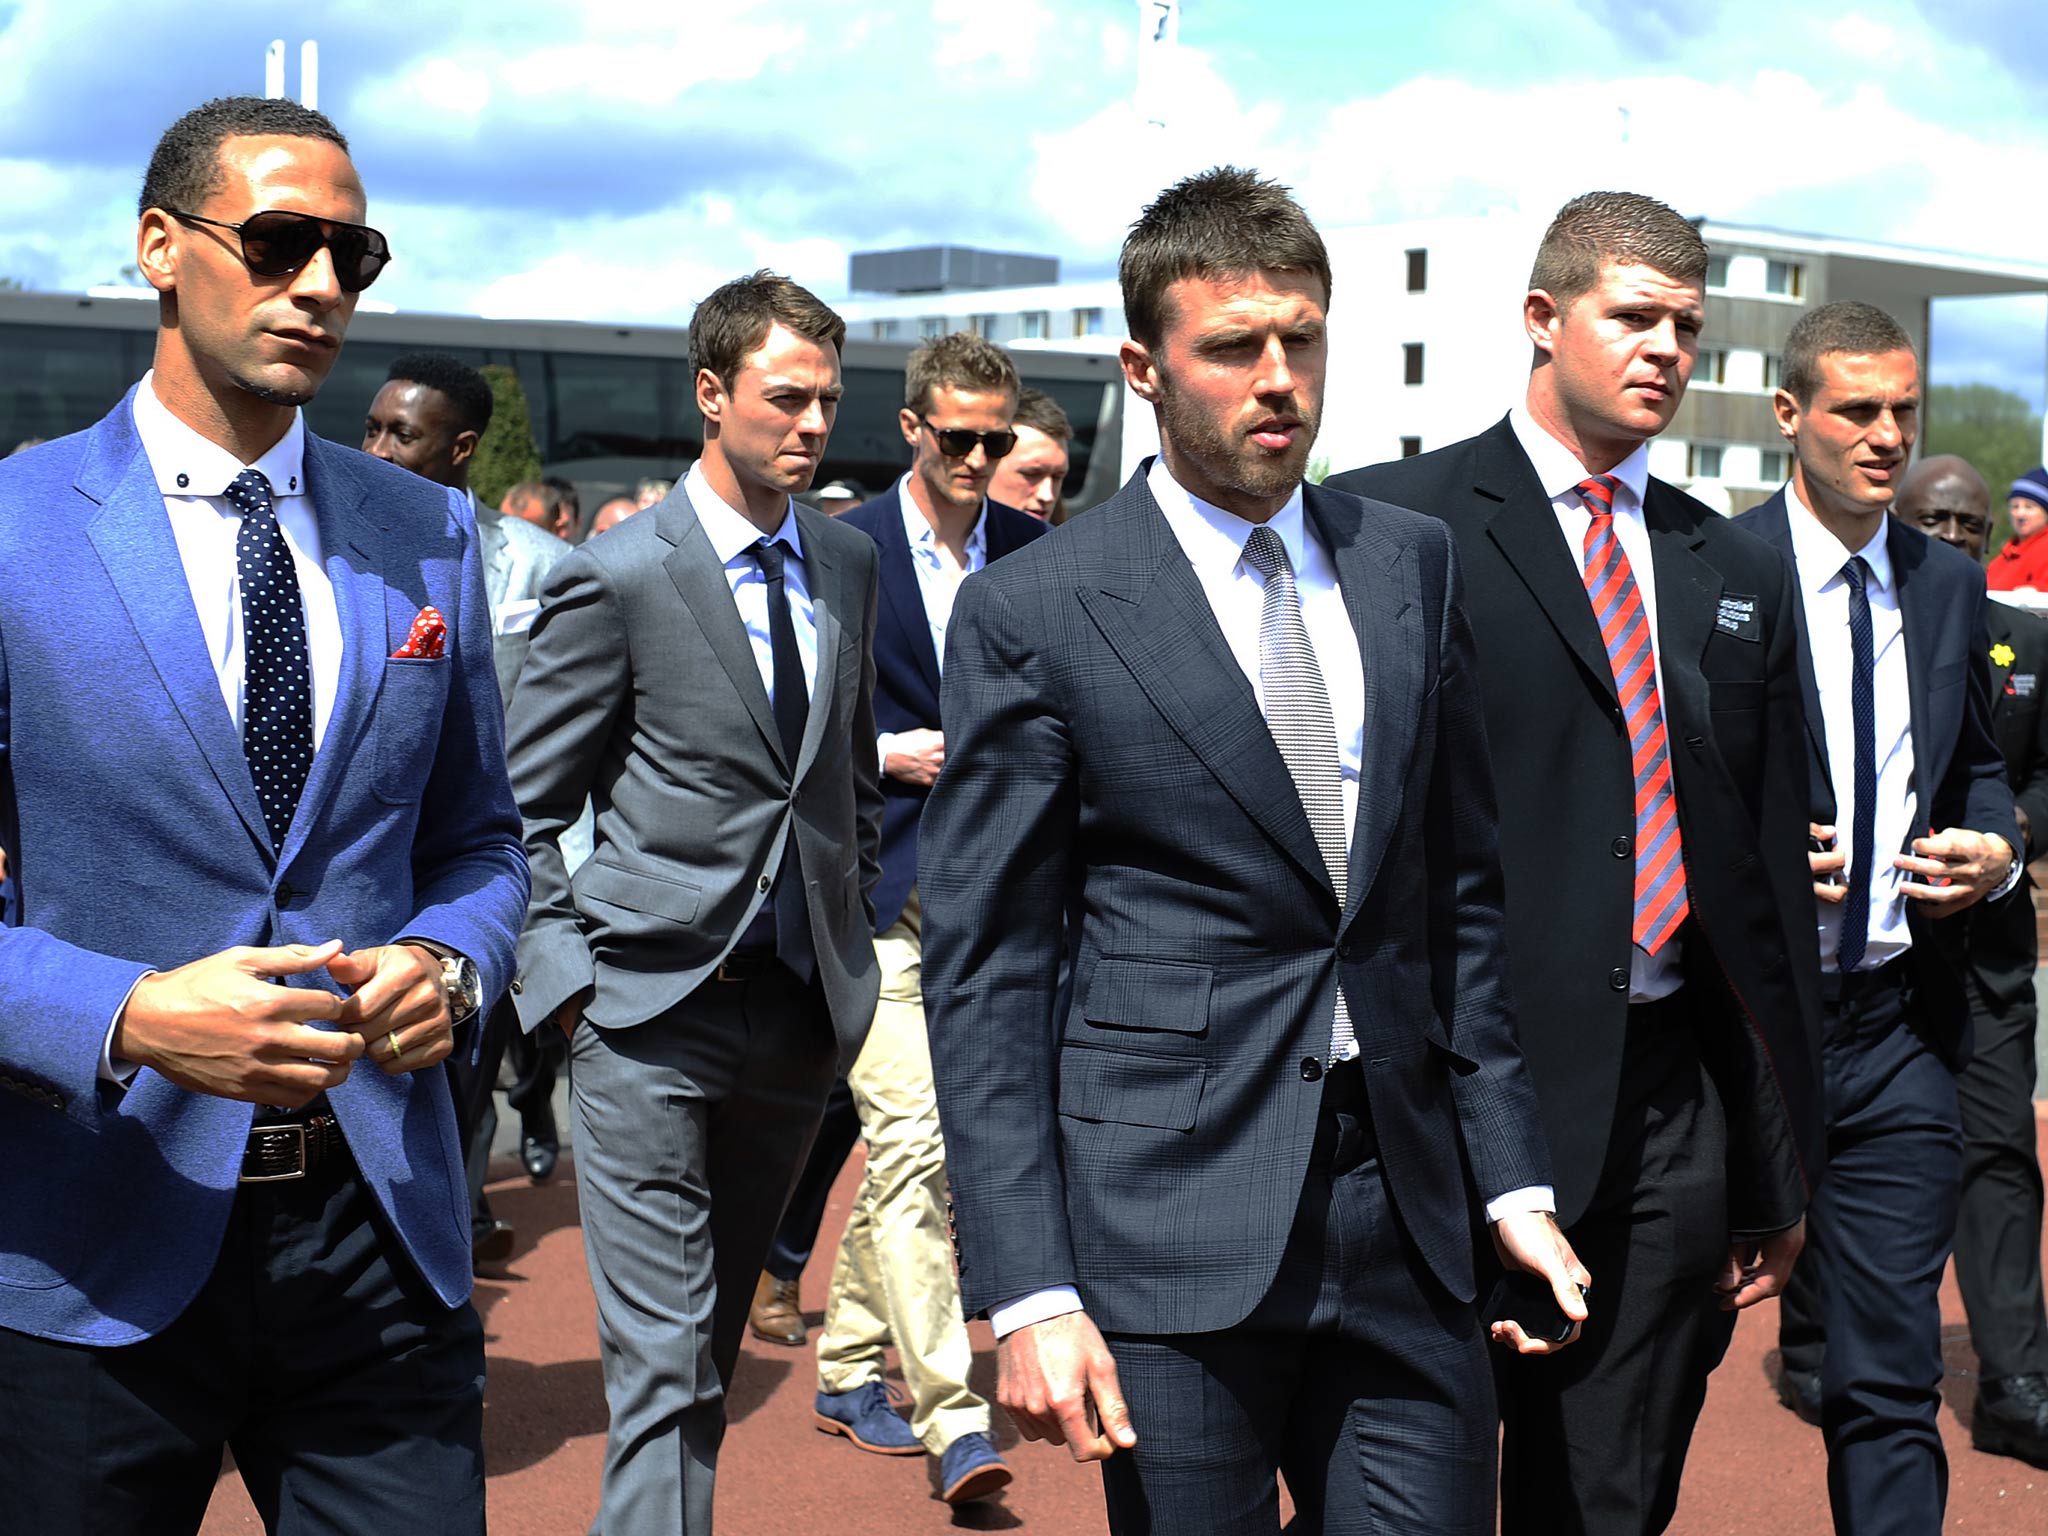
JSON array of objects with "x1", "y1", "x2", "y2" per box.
[
  {"x1": 0, "y1": 276, "x2": 24, "y2": 291},
  {"x1": 469, "y1": 364, "x2": 543, "y2": 508},
  {"x1": 1923, "y1": 383, "x2": 2044, "y2": 550}
]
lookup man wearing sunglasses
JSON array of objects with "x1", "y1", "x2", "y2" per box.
[{"x1": 0, "y1": 97, "x2": 528, "y2": 1535}]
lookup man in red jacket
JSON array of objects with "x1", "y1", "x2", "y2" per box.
[{"x1": 1987, "y1": 467, "x2": 2048, "y2": 591}]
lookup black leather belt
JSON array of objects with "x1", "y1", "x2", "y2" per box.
[
  {"x1": 713, "y1": 948, "x2": 779, "y2": 983},
  {"x1": 240, "y1": 1113, "x2": 347, "y2": 1184},
  {"x1": 1821, "y1": 955, "x2": 1910, "y2": 1011}
]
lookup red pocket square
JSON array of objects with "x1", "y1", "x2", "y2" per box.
[{"x1": 393, "y1": 606, "x2": 447, "y2": 659}]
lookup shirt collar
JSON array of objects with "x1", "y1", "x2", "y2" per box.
[
  {"x1": 895, "y1": 473, "x2": 987, "y2": 559},
  {"x1": 686, "y1": 461, "x2": 803, "y2": 565},
  {"x1": 1508, "y1": 405, "x2": 1650, "y2": 513},
  {"x1": 1147, "y1": 455, "x2": 1308, "y2": 577},
  {"x1": 132, "y1": 369, "x2": 306, "y2": 502},
  {"x1": 1785, "y1": 476, "x2": 1893, "y2": 596}
]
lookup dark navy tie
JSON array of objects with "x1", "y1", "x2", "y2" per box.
[
  {"x1": 751, "y1": 538, "x2": 814, "y2": 984},
  {"x1": 1838, "y1": 555, "x2": 1877, "y2": 973},
  {"x1": 225, "y1": 468, "x2": 313, "y2": 852}
]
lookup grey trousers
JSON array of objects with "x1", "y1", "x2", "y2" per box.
[{"x1": 571, "y1": 966, "x2": 837, "y2": 1535}]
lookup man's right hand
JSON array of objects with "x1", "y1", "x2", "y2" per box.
[
  {"x1": 883, "y1": 728, "x2": 946, "y2": 787},
  {"x1": 111, "y1": 940, "x2": 360, "y2": 1107},
  {"x1": 996, "y1": 1311, "x2": 1138, "y2": 1462},
  {"x1": 554, "y1": 991, "x2": 590, "y2": 1043}
]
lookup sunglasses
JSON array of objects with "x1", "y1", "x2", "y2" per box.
[
  {"x1": 918, "y1": 416, "x2": 1017, "y2": 460},
  {"x1": 166, "y1": 208, "x2": 392, "y2": 293}
]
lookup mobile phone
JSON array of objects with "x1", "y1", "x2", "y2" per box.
[{"x1": 1482, "y1": 1269, "x2": 1580, "y2": 1345}]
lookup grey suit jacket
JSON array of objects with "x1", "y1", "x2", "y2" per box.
[
  {"x1": 477, "y1": 506, "x2": 571, "y2": 705},
  {"x1": 504, "y1": 485, "x2": 884, "y2": 1066}
]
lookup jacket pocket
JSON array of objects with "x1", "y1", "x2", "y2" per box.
[
  {"x1": 1058, "y1": 1045, "x2": 1204, "y2": 1130},
  {"x1": 573, "y1": 859, "x2": 703, "y2": 924},
  {"x1": 372, "y1": 658, "x2": 452, "y2": 804},
  {"x1": 1419, "y1": 1015, "x2": 1480, "y2": 1074},
  {"x1": 1082, "y1": 957, "x2": 1212, "y2": 1034}
]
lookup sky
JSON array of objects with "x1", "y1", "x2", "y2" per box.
[{"x1": 2, "y1": 0, "x2": 2046, "y2": 405}]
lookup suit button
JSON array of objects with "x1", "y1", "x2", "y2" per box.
[
  {"x1": 1300, "y1": 1057, "x2": 1324, "y2": 1082},
  {"x1": 509, "y1": 978, "x2": 523, "y2": 996},
  {"x1": 1611, "y1": 837, "x2": 1631, "y2": 859},
  {"x1": 759, "y1": 874, "x2": 772, "y2": 893},
  {"x1": 791, "y1": 787, "x2": 803, "y2": 805},
  {"x1": 1608, "y1": 967, "x2": 1629, "y2": 992}
]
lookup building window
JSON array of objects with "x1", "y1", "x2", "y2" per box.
[
  {"x1": 1403, "y1": 343, "x2": 1425, "y2": 386},
  {"x1": 1073, "y1": 307, "x2": 1104, "y2": 337},
  {"x1": 1765, "y1": 260, "x2": 1804, "y2": 298},
  {"x1": 1687, "y1": 443, "x2": 1724, "y2": 480},
  {"x1": 1758, "y1": 448, "x2": 1788, "y2": 483},
  {"x1": 1400, "y1": 436, "x2": 1422, "y2": 458},
  {"x1": 1762, "y1": 352, "x2": 1783, "y2": 390},
  {"x1": 1695, "y1": 349, "x2": 1728, "y2": 386},
  {"x1": 1706, "y1": 254, "x2": 1730, "y2": 289},
  {"x1": 1405, "y1": 248, "x2": 1427, "y2": 293},
  {"x1": 872, "y1": 319, "x2": 900, "y2": 341},
  {"x1": 918, "y1": 316, "x2": 945, "y2": 340},
  {"x1": 967, "y1": 314, "x2": 996, "y2": 339},
  {"x1": 1021, "y1": 310, "x2": 1049, "y2": 340}
]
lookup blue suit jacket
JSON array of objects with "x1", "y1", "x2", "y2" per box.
[
  {"x1": 0, "y1": 390, "x2": 530, "y2": 1345},
  {"x1": 838, "y1": 486, "x2": 1046, "y2": 934}
]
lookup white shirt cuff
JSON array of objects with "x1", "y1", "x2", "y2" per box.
[
  {"x1": 989, "y1": 1286, "x2": 1084, "y2": 1339},
  {"x1": 1485, "y1": 1185, "x2": 1556, "y2": 1224},
  {"x1": 100, "y1": 972, "x2": 155, "y2": 1085},
  {"x1": 876, "y1": 732, "x2": 900, "y2": 772}
]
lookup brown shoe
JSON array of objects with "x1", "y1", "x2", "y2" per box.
[{"x1": 750, "y1": 1271, "x2": 806, "y2": 1346}]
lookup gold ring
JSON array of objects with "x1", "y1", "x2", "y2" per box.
[{"x1": 387, "y1": 1030, "x2": 404, "y2": 1061}]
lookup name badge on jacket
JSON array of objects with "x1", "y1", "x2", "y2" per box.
[{"x1": 1715, "y1": 594, "x2": 1761, "y2": 642}]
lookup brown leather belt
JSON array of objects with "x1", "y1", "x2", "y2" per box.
[{"x1": 240, "y1": 1113, "x2": 347, "y2": 1184}]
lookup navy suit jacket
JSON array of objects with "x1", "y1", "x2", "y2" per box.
[
  {"x1": 921, "y1": 467, "x2": 1550, "y2": 1335},
  {"x1": 0, "y1": 391, "x2": 530, "y2": 1345},
  {"x1": 838, "y1": 484, "x2": 1046, "y2": 932},
  {"x1": 1737, "y1": 489, "x2": 2018, "y2": 1066}
]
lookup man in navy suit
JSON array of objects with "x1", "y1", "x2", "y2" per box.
[
  {"x1": 0, "y1": 97, "x2": 528, "y2": 1534},
  {"x1": 1737, "y1": 302, "x2": 2020, "y2": 1535},
  {"x1": 819, "y1": 332, "x2": 1045, "y2": 1502}
]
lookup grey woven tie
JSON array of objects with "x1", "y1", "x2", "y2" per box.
[{"x1": 1242, "y1": 523, "x2": 1353, "y2": 1062}]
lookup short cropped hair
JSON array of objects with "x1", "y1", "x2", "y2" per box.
[
  {"x1": 903, "y1": 332, "x2": 1020, "y2": 416},
  {"x1": 1527, "y1": 192, "x2": 1708, "y2": 308},
  {"x1": 543, "y1": 474, "x2": 580, "y2": 522},
  {"x1": 1120, "y1": 166, "x2": 1332, "y2": 351},
  {"x1": 1011, "y1": 387, "x2": 1073, "y2": 443},
  {"x1": 1780, "y1": 301, "x2": 1916, "y2": 406},
  {"x1": 504, "y1": 480, "x2": 557, "y2": 518},
  {"x1": 689, "y1": 269, "x2": 846, "y2": 393},
  {"x1": 386, "y1": 352, "x2": 494, "y2": 437},
  {"x1": 140, "y1": 96, "x2": 350, "y2": 217}
]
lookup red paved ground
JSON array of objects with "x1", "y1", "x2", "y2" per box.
[{"x1": 199, "y1": 1115, "x2": 2048, "y2": 1534}]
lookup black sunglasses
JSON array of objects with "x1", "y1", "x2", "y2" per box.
[
  {"x1": 918, "y1": 416, "x2": 1017, "y2": 460},
  {"x1": 166, "y1": 208, "x2": 392, "y2": 293}
]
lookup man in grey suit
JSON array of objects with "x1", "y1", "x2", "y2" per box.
[
  {"x1": 504, "y1": 270, "x2": 883, "y2": 1533},
  {"x1": 922, "y1": 168, "x2": 1585, "y2": 1534}
]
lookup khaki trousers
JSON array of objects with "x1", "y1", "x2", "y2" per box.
[{"x1": 816, "y1": 888, "x2": 989, "y2": 1452}]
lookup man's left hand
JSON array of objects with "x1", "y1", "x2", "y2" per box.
[
  {"x1": 331, "y1": 944, "x2": 452, "y2": 1075},
  {"x1": 1716, "y1": 1219, "x2": 1803, "y2": 1311},
  {"x1": 1490, "y1": 1211, "x2": 1591, "y2": 1355},
  {"x1": 1896, "y1": 828, "x2": 2013, "y2": 912}
]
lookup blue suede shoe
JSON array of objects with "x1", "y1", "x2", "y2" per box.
[
  {"x1": 813, "y1": 1381, "x2": 922, "y2": 1456},
  {"x1": 938, "y1": 1430, "x2": 1013, "y2": 1504}
]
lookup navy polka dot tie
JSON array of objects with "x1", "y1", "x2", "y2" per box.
[{"x1": 225, "y1": 468, "x2": 314, "y2": 851}]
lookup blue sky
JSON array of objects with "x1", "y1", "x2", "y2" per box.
[{"x1": 2, "y1": 0, "x2": 2045, "y2": 405}]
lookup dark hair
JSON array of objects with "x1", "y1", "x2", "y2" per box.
[
  {"x1": 903, "y1": 332, "x2": 1020, "y2": 415},
  {"x1": 543, "y1": 474, "x2": 580, "y2": 520},
  {"x1": 689, "y1": 269, "x2": 846, "y2": 392},
  {"x1": 1780, "y1": 301, "x2": 1916, "y2": 406},
  {"x1": 386, "y1": 352, "x2": 494, "y2": 437},
  {"x1": 1527, "y1": 192, "x2": 1707, "y2": 308},
  {"x1": 1011, "y1": 386, "x2": 1073, "y2": 444},
  {"x1": 1119, "y1": 166, "x2": 1331, "y2": 350},
  {"x1": 139, "y1": 96, "x2": 350, "y2": 217}
]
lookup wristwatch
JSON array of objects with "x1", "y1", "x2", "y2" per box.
[{"x1": 440, "y1": 953, "x2": 483, "y2": 1024}]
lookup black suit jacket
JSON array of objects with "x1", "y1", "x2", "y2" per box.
[
  {"x1": 1332, "y1": 420, "x2": 1822, "y2": 1235},
  {"x1": 1958, "y1": 599, "x2": 2048, "y2": 1011},
  {"x1": 921, "y1": 467, "x2": 1550, "y2": 1336},
  {"x1": 838, "y1": 485, "x2": 1046, "y2": 933},
  {"x1": 1736, "y1": 490, "x2": 2020, "y2": 1067}
]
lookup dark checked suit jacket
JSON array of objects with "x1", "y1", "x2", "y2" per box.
[
  {"x1": 1333, "y1": 418, "x2": 1823, "y2": 1237},
  {"x1": 921, "y1": 464, "x2": 1551, "y2": 1334},
  {"x1": 1738, "y1": 490, "x2": 2019, "y2": 1069}
]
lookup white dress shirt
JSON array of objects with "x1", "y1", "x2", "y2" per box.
[
  {"x1": 1783, "y1": 482, "x2": 1917, "y2": 973},
  {"x1": 684, "y1": 462, "x2": 818, "y2": 705},
  {"x1": 1508, "y1": 408, "x2": 1684, "y2": 1004},
  {"x1": 877, "y1": 476, "x2": 987, "y2": 768}
]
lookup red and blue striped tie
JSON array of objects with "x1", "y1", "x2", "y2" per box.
[{"x1": 1578, "y1": 475, "x2": 1688, "y2": 954}]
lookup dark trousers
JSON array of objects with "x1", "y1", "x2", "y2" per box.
[
  {"x1": 1954, "y1": 995, "x2": 2048, "y2": 1381},
  {"x1": 763, "y1": 1075, "x2": 860, "y2": 1283},
  {"x1": 1097, "y1": 1063, "x2": 1497, "y2": 1536},
  {"x1": 1496, "y1": 995, "x2": 1734, "y2": 1536},
  {"x1": 449, "y1": 998, "x2": 515, "y2": 1230},
  {"x1": 504, "y1": 1020, "x2": 565, "y2": 1148},
  {"x1": 0, "y1": 1157, "x2": 485, "y2": 1535},
  {"x1": 1778, "y1": 967, "x2": 1963, "y2": 1536}
]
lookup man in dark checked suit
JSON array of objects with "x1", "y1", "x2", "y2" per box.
[
  {"x1": 1332, "y1": 193, "x2": 1823, "y2": 1534},
  {"x1": 922, "y1": 166, "x2": 1585, "y2": 1536},
  {"x1": 1738, "y1": 303, "x2": 2020, "y2": 1535}
]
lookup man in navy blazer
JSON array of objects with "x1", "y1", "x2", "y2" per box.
[
  {"x1": 1736, "y1": 302, "x2": 2019, "y2": 1535},
  {"x1": 0, "y1": 98, "x2": 527, "y2": 1534},
  {"x1": 818, "y1": 332, "x2": 1045, "y2": 1501}
]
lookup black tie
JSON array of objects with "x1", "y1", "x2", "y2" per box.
[
  {"x1": 751, "y1": 538, "x2": 814, "y2": 983},
  {"x1": 1838, "y1": 555, "x2": 1877, "y2": 972},
  {"x1": 225, "y1": 468, "x2": 314, "y2": 852}
]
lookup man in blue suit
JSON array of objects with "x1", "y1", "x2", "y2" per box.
[{"x1": 0, "y1": 96, "x2": 528, "y2": 1534}]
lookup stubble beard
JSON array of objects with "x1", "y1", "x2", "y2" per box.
[{"x1": 1158, "y1": 377, "x2": 1317, "y2": 505}]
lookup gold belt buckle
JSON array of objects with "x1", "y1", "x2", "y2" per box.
[{"x1": 241, "y1": 1124, "x2": 308, "y2": 1183}]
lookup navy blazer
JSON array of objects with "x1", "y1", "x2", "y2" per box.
[
  {"x1": 1737, "y1": 489, "x2": 2018, "y2": 1066},
  {"x1": 838, "y1": 484, "x2": 1046, "y2": 933},
  {"x1": 0, "y1": 392, "x2": 530, "y2": 1345}
]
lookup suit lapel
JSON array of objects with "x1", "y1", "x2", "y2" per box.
[
  {"x1": 1890, "y1": 520, "x2": 1943, "y2": 816},
  {"x1": 790, "y1": 503, "x2": 843, "y2": 784},
  {"x1": 1643, "y1": 489, "x2": 1721, "y2": 756},
  {"x1": 1745, "y1": 492, "x2": 1833, "y2": 793},
  {"x1": 876, "y1": 485, "x2": 943, "y2": 704},
  {"x1": 1987, "y1": 606, "x2": 2016, "y2": 719},
  {"x1": 662, "y1": 486, "x2": 787, "y2": 770}
]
